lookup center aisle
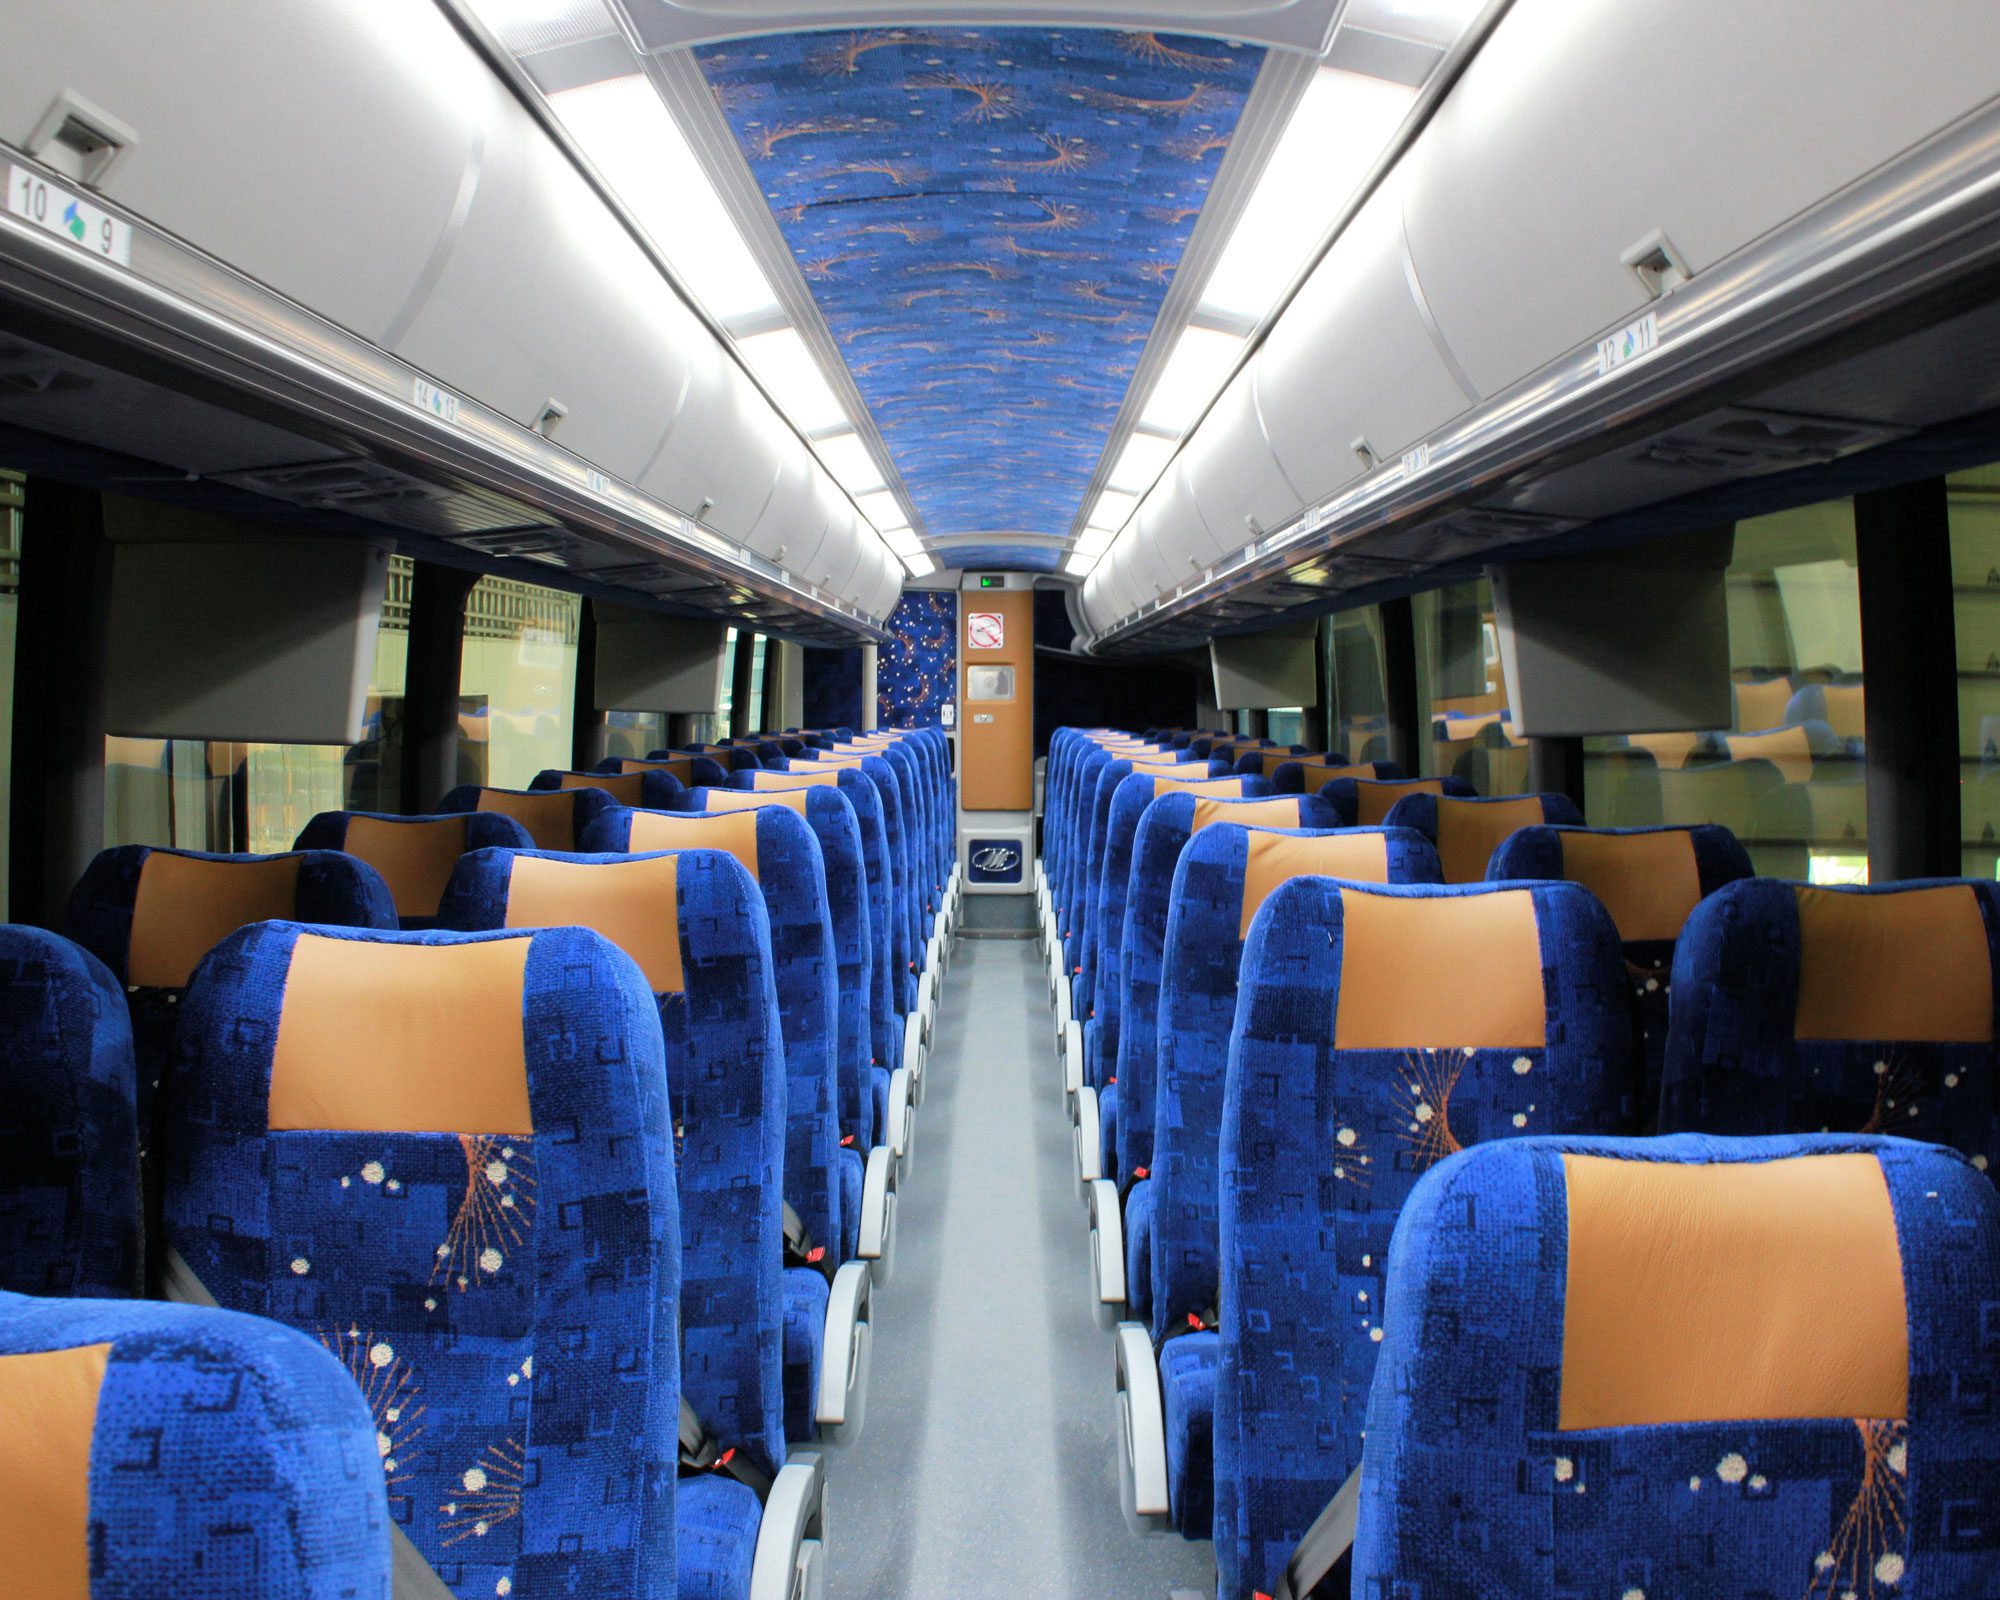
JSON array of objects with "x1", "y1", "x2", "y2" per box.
[{"x1": 828, "y1": 935, "x2": 1217, "y2": 1600}]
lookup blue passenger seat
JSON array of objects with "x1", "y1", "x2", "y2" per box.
[
  {"x1": 0, "y1": 1290, "x2": 392, "y2": 1597},
  {"x1": 1213, "y1": 878, "x2": 1633, "y2": 1600},
  {"x1": 1355, "y1": 1133, "x2": 2000, "y2": 1598},
  {"x1": 1382, "y1": 789, "x2": 1584, "y2": 883},
  {"x1": 0, "y1": 926, "x2": 139, "y2": 1298},
  {"x1": 436, "y1": 783, "x2": 619, "y2": 852},
  {"x1": 1661, "y1": 878, "x2": 2000, "y2": 1169},
  {"x1": 159, "y1": 922, "x2": 682, "y2": 1598},
  {"x1": 1489, "y1": 823, "x2": 1754, "y2": 1127},
  {"x1": 293, "y1": 810, "x2": 534, "y2": 929}
]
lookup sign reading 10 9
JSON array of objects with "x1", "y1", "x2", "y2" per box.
[{"x1": 8, "y1": 165, "x2": 133, "y2": 266}]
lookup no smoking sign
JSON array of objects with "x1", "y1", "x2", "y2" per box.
[{"x1": 966, "y1": 611, "x2": 1005, "y2": 650}]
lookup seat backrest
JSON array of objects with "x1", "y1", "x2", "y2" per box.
[
  {"x1": 1215, "y1": 878, "x2": 1632, "y2": 1600},
  {"x1": 1384, "y1": 790, "x2": 1586, "y2": 883},
  {"x1": 730, "y1": 767, "x2": 896, "y2": 1078},
  {"x1": 1148, "y1": 826, "x2": 1442, "y2": 1343},
  {"x1": 0, "y1": 927, "x2": 138, "y2": 1298},
  {"x1": 1356, "y1": 1133, "x2": 2000, "y2": 1598},
  {"x1": 685, "y1": 784, "x2": 878, "y2": 1151},
  {"x1": 1325, "y1": 774, "x2": 1477, "y2": 827},
  {"x1": 65, "y1": 847, "x2": 397, "y2": 1132},
  {"x1": 163, "y1": 923, "x2": 679, "y2": 1596},
  {"x1": 531, "y1": 767, "x2": 683, "y2": 811},
  {"x1": 583, "y1": 804, "x2": 844, "y2": 1258},
  {"x1": 1662, "y1": 879, "x2": 2000, "y2": 1168},
  {"x1": 434, "y1": 847, "x2": 790, "y2": 1474},
  {"x1": 0, "y1": 1290, "x2": 392, "y2": 1598},
  {"x1": 293, "y1": 811, "x2": 535, "y2": 928},
  {"x1": 1111, "y1": 789, "x2": 1328, "y2": 1187},
  {"x1": 1490, "y1": 824, "x2": 1755, "y2": 1125},
  {"x1": 638, "y1": 752, "x2": 732, "y2": 787},
  {"x1": 1267, "y1": 757, "x2": 1402, "y2": 792},
  {"x1": 437, "y1": 784, "x2": 618, "y2": 852}
]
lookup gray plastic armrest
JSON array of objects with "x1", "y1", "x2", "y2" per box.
[
  {"x1": 1075, "y1": 1084, "x2": 1103, "y2": 1186},
  {"x1": 1114, "y1": 1322, "x2": 1172, "y2": 1529},
  {"x1": 887, "y1": 1064, "x2": 913, "y2": 1170},
  {"x1": 858, "y1": 1144, "x2": 897, "y2": 1282},
  {"x1": 748, "y1": 1453, "x2": 828, "y2": 1600},
  {"x1": 1088, "y1": 1178, "x2": 1126, "y2": 1325},
  {"x1": 1063, "y1": 1021, "x2": 1085, "y2": 1096},
  {"x1": 816, "y1": 1261, "x2": 873, "y2": 1441}
]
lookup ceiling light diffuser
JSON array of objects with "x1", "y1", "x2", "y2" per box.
[
  {"x1": 1085, "y1": 490, "x2": 1138, "y2": 531},
  {"x1": 1073, "y1": 524, "x2": 1115, "y2": 558},
  {"x1": 736, "y1": 326, "x2": 848, "y2": 436},
  {"x1": 1107, "y1": 433, "x2": 1176, "y2": 496},
  {"x1": 1198, "y1": 68, "x2": 1416, "y2": 324},
  {"x1": 547, "y1": 74, "x2": 780, "y2": 323},
  {"x1": 813, "y1": 431, "x2": 886, "y2": 496},
  {"x1": 903, "y1": 552, "x2": 937, "y2": 577},
  {"x1": 854, "y1": 489, "x2": 906, "y2": 529},
  {"x1": 1139, "y1": 326, "x2": 1246, "y2": 435},
  {"x1": 1065, "y1": 552, "x2": 1099, "y2": 577},
  {"x1": 880, "y1": 525, "x2": 923, "y2": 556}
]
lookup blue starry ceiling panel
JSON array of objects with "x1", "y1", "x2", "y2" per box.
[{"x1": 696, "y1": 29, "x2": 1263, "y2": 568}]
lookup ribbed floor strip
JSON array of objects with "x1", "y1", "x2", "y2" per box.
[{"x1": 827, "y1": 937, "x2": 1217, "y2": 1599}]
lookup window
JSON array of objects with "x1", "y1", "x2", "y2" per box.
[
  {"x1": 456, "y1": 575, "x2": 580, "y2": 789},
  {"x1": 604, "y1": 711, "x2": 666, "y2": 762},
  {"x1": 0, "y1": 472, "x2": 21, "y2": 917},
  {"x1": 1951, "y1": 463, "x2": 2000, "y2": 876},
  {"x1": 1266, "y1": 708, "x2": 1305, "y2": 746},
  {"x1": 1583, "y1": 500, "x2": 1867, "y2": 879},
  {"x1": 1414, "y1": 579, "x2": 1527, "y2": 793},
  {"x1": 1324, "y1": 607, "x2": 1389, "y2": 763}
]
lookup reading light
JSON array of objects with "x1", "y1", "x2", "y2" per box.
[{"x1": 547, "y1": 74, "x2": 781, "y2": 323}]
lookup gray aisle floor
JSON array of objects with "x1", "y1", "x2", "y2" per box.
[{"x1": 825, "y1": 935, "x2": 1216, "y2": 1600}]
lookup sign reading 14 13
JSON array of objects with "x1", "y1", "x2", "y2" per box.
[{"x1": 7, "y1": 166, "x2": 132, "y2": 266}]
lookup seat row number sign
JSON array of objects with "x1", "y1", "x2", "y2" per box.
[
  {"x1": 8, "y1": 166, "x2": 132, "y2": 266},
  {"x1": 967, "y1": 611, "x2": 1005, "y2": 650}
]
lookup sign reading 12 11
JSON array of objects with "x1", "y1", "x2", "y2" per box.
[{"x1": 8, "y1": 165, "x2": 133, "y2": 267}]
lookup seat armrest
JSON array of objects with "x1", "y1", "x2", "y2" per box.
[
  {"x1": 886, "y1": 1064, "x2": 914, "y2": 1172},
  {"x1": 1053, "y1": 967, "x2": 1072, "y2": 1043},
  {"x1": 1063, "y1": 1020, "x2": 1085, "y2": 1096},
  {"x1": 1088, "y1": 1178, "x2": 1126, "y2": 1328},
  {"x1": 1075, "y1": 1084, "x2": 1103, "y2": 1187},
  {"x1": 858, "y1": 1144, "x2": 897, "y2": 1283},
  {"x1": 748, "y1": 1452, "x2": 828, "y2": 1600},
  {"x1": 816, "y1": 1261, "x2": 874, "y2": 1442},
  {"x1": 1114, "y1": 1322, "x2": 1172, "y2": 1531}
]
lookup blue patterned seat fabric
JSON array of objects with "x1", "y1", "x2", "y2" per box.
[
  {"x1": 1143, "y1": 824, "x2": 1442, "y2": 1538},
  {"x1": 1661, "y1": 878, "x2": 2000, "y2": 1169},
  {"x1": 731, "y1": 765, "x2": 899, "y2": 1131},
  {"x1": 623, "y1": 752, "x2": 732, "y2": 788},
  {"x1": 292, "y1": 810, "x2": 535, "y2": 929},
  {"x1": 159, "y1": 921, "x2": 680, "y2": 1599},
  {"x1": 1356, "y1": 1133, "x2": 2000, "y2": 1597},
  {"x1": 0, "y1": 1290, "x2": 393, "y2": 1598},
  {"x1": 786, "y1": 751, "x2": 923, "y2": 1015},
  {"x1": 1489, "y1": 823, "x2": 1754, "y2": 1128},
  {"x1": 0, "y1": 926, "x2": 139, "y2": 1299},
  {"x1": 581, "y1": 804, "x2": 844, "y2": 1442},
  {"x1": 1215, "y1": 877, "x2": 1634, "y2": 1600},
  {"x1": 680, "y1": 784, "x2": 878, "y2": 1154},
  {"x1": 1107, "y1": 789, "x2": 1315, "y2": 1240},
  {"x1": 64, "y1": 845, "x2": 397, "y2": 1142},
  {"x1": 1265, "y1": 757, "x2": 1403, "y2": 794},
  {"x1": 436, "y1": 783, "x2": 620, "y2": 853}
]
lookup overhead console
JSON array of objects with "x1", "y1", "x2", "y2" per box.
[
  {"x1": 0, "y1": 1, "x2": 899, "y2": 642},
  {"x1": 1080, "y1": 0, "x2": 2000, "y2": 653}
]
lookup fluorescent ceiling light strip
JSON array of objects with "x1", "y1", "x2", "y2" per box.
[
  {"x1": 813, "y1": 432, "x2": 886, "y2": 496},
  {"x1": 737, "y1": 326, "x2": 849, "y2": 435},
  {"x1": 1197, "y1": 67, "x2": 1416, "y2": 324},
  {"x1": 855, "y1": 489, "x2": 908, "y2": 529},
  {"x1": 547, "y1": 74, "x2": 780, "y2": 323},
  {"x1": 1086, "y1": 489, "x2": 1138, "y2": 531},
  {"x1": 1139, "y1": 326, "x2": 1247, "y2": 435},
  {"x1": 1073, "y1": 524, "x2": 1115, "y2": 558},
  {"x1": 1065, "y1": 552, "x2": 1099, "y2": 577},
  {"x1": 904, "y1": 552, "x2": 937, "y2": 577},
  {"x1": 1342, "y1": 0, "x2": 1491, "y2": 50},
  {"x1": 1107, "y1": 433, "x2": 1177, "y2": 496}
]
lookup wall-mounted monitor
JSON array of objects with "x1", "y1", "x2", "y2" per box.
[
  {"x1": 1210, "y1": 621, "x2": 1319, "y2": 711},
  {"x1": 593, "y1": 605, "x2": 730, "y2": 713}
]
